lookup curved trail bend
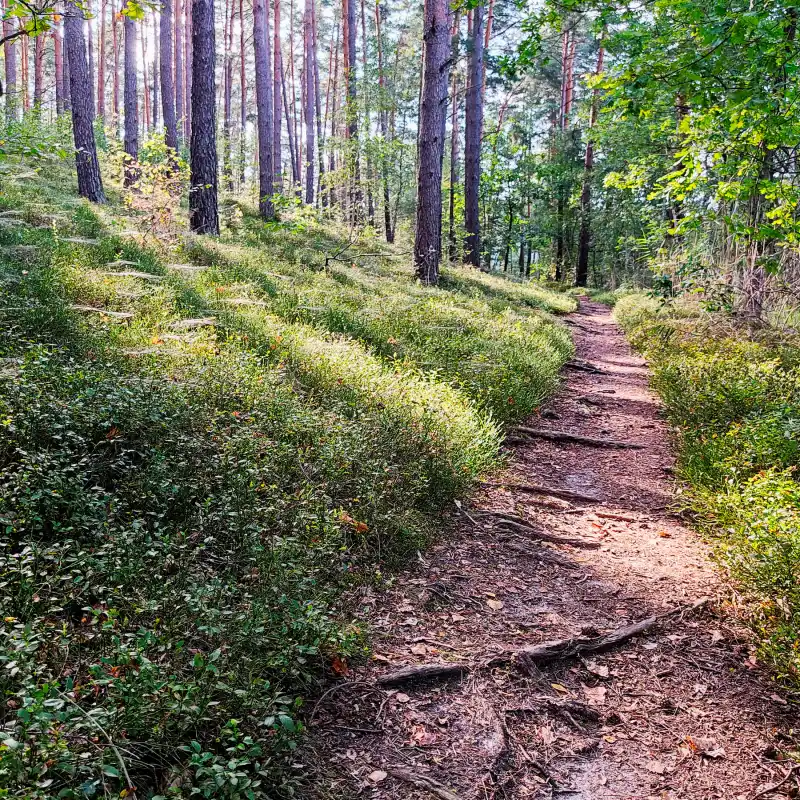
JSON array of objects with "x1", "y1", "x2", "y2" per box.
[{"x1": 307, "y1": 299, "x2": 793, "y2": 800}]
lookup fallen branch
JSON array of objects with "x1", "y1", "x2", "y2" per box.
[
  {"x1": 388, "y1": 769, "x2": 461, "y2": 800},
  {"x1": 514, "y1": 598, "x2": 709, "y2": 673},
  {"x1": 376, "y1": 662, "x2": 470, "y2": 688},
  {"x1": 510, "y1": 426, "x2": 644, "y2": 450},
  {"x1": 595, "y1": 511, "x2": 638, "y2": 522},
  {"x1": 566, "y1": 359, "x2": 607, "y2": 374},
  {"x1": 481, "y1": 481, "x2": 599, "y2": 503},
  {"x1": 70, "y1": 305, "x2": 134, "y2": 321},
  {"x1": 502, "y1": 539, "x2": 580, "y2": 570},
  {"x1": 750, "y1": 764, "x2": 800, "y2": 800}
]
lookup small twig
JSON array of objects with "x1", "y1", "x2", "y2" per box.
[
  {"x1": 309, "y1": 680, "x2": 385, "y2": 725},
  {"x1": 750, "y1": 764, "x2": 800, "y2": 800}
]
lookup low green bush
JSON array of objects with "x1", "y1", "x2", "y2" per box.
[{"x1": 616, "y1": 294, "x2": 800, "y2": 685}]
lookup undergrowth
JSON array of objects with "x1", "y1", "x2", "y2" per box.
[
  {"x1": 0, "y1": 160, "x2": 573, "y2": 798},
  {"x1": 615, "y1": 294, "x2": 800, "y2": 687}
]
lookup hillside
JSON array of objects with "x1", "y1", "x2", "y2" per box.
[{"x1": 0, "y1": 160, "x2": 574, "y2": 797}]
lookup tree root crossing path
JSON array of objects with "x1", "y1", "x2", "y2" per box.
[{"x1": 306, "y1": 300, "x2": 796, "y2": 800}]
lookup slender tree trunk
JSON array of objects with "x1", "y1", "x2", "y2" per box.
[
  {"x1": 273, "y1": 0, "x2": 282, "y2": 187},
  {"x1": 373, "y1": 0, "x2": 392, "y2": 240},
  {"x1": 576, "y1": 38, "x2": 604, "y2": 288},
  {"x1": 98, "y1": 0, "x2": 106, "y2": 122},
  {"x1": 463, "y1": 2, "x2": 484, "y2": 268},
  {"x1": 54, "y1": 26, "x2": 64, "y2": 115},
  {"x1": 481, "y1": 0, "x2": 492, "y2": 96},
  {"x1": 21, "y1": 25, "x2": 29, "y2": 114},
  {"x1": 3, "y1": 4, "x2": 17, "y2": 122},
  {"x1": 342, "y1": 0, "x2": 361, "y2": 216},
  {"x1": 33, "y1": 34, "x2": 44, "y2": 107},
  {"x1": 152, "y1": 13, "x2": 159, "y2": 128},
  {"x1": 87, "y1": 0, "x2": 95, "y2": 114},
  {"x1": 360, "y1": 0, "x2": 374, "y2": 224},
  {"x1": 326, "y1": 18, "x2": 340, "y2": 207},
  {"x1": 112, "y1": 0, "x2": 119, "y2": 122},
  {"x1": 190, "y1": 0, "x2": 219, "y2": 233},
  {"x1": 223, "y1": 0, "x2": 234, "y2": 191},
  {"x1": 185, "y1": 0, "x2": 192, "y2": 140},
  {"x1": 175, "y1": 0, "x2": 185, "y2": 140},
  {"x1": 413, "y1": 0, "x2": 451, "y2": 284},
  {"x1": 289, "y1": 0, "x2": 302, "y2": 188},
  {"x1": 303, "y1": 0, "x2": 315, "y2": 203},
  {"x1": 253, "y1": 0, "x2": 275, "y2": 217},
  {"x1": 240, "y1": 0, "x2": 247, "y2": 188},
  {"x1": 63, "y1": 20, "x2": 72, "y2": 113},
  {"x1": 161, "y1": 0, "x2": 178, "y2": 150},
  {"x1": 123, "y1": 10, "x2": 139, "y2": 184},
  {"x1": 65, "y1": 0, "x2": 105, "y2": 202},
  {"x1": 448, "y1": 8, "x2": 460, "y2": 261},
  {"x1": 312, "y1": 0, "x2": 324, "y2": 205},
  {"x1": 141, "y1": 20, "x2": 151, "y2": 132},
  {"x1": 280, "y1": 51, "x2": 299, "y2": 186}
]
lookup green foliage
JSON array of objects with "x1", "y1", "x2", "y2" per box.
[
  {"x1": 616, "y1": 295, "x2": 800, "y2": 684},
  {"x1": 0, "y1": 159, "x2": 574, "y2": 797}
]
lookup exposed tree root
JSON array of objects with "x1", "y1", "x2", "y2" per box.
[
  {"x1": 481, "y1": 481, "x2": 600, "y2": 503},
  {"x1": 376, "y1": 662, "x2": 470, "y2": 687},
  {"x1": 388, "y1": 768, "x2": 462, "y2": 799},
  {"x1": 509, "y1": 426, "x2": 644, "y2": 450},
  {"x1": 479, "y1": 511, "x2": 601, "y2": 549},
  {"x1": 566, "y1": 359, "x2": 607, "y2": 374}
]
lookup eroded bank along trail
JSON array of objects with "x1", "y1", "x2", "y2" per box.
[{"x1": 306, "y1": 299, "x2": 795, "y2": 800}]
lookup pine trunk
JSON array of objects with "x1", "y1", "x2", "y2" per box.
[
  {"x1": 374, "y1": 0, "x2": 392, "y2": 240},
  {"x1": 4, "y1": 5, "x2": 17, "y2": 122},
  {"x1": 273, "y1": 0, "x2": 282, "y2": 186},
  {"x1": 98, "y1": 0, "x2": 106, "y2": 122},
  {"x1": 223, "y1": 0, "x2": 234, "y2": 191},
  {"x1": 123, "y1": 11, "x2": 139, "y2": 185},
  {"x1": 280, "y1": 51, "x2": 299, "y2": 185},
  {"x1": 189, "y1": 0, "x2": 219, "y2": 233},
  {"x1": 184, "y1": 0, "x2": 192, "y2": 140},
  {"x1": 464, "y1": 2, "x2": 484, "y2": 268},
  {"x1": 413, "y1": 0, "x2": 451, "y2": 284},
  {"x1": 65, "y1": 0, "x2": 105, "y2": 202},
  {"x1": 112, "y1": 0, "x2": 119, "y2": 122},
  {"x1": 141, "y1": 20, "x2": 151, "y2": 132},
  {"x1": 312, "y1": 0, "x2": 324, "y2": 205},
  {"x1": 54, "y1": 27, "x2": 64, "y2": 115},
  {"x1": 175, "y1": 0, "x2": 185, "y2": 140},
  {"x1": 160, "y1": 0, "x2": 178, "y2": 150},
  {"x1": 253, "y1": 0, "x2": 275, "y2": 217},
  {"x1": 87, "y1": 0, "x2": 95, "y2": 113},
  {"x1": 21, "y1": 25, "x2": 29, "y2": 113},
  {"x1": 33, "y1": 34, "x2": 44, "y2": 107},
  {"x1": 152, "y1": 13, "x2": 159, "y2": 128},
  {"x1": 342, "y1": 0, "x2": 361, "y2": 216},
  {"x1": 360, "y1": 0, "x2": 374, "y2": 223},
  {"x1": 448, "y1": 8, "x2": 460, "y2": 261},
  {"x1": 240, "y1": 0, "x2": 248, "y2": 188},
  {"x1": 303, "y1": 0, "x2": 315, "y2": 203},
  {"x1": 63, "y1": 20, "x2": 72, "y2": 112}
]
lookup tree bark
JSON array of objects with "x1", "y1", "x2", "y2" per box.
[
  {"x1": 3, "y1": 1, "x2": 17, "y2": 122},
  {"x1": 240, "y1": 0, "x2": 248, "y2": 188},
  {"x1": 160, "y1": 0, "x2": 178, "y2": 150},
  {"x1": 360, "y1": 0, "x2": 374, "y2": 224},
  {"x1": 289, "y1": 0, "x2": 301, "y2": 186},
  {"x1": 33, "y1": 34, "x2": 44, "y2": 107},
  {"x1": 281, "y1": 50, "x2": 299, "y2": 186},
  {"x1": 223, "y1": 0, "x2": 234, "y2": 190},
  {"x1": 464, "y1": 2, "x2": 484, "y2": 268},
  {"x1": 87, "y1": 0, "x2": 95, "y2": 115},
  {"x1": 189, "y1": 0, "x2": 219, "y2": 233},
  {"x1": 175, "y1": 0, "x2": 185, "y2": 140},
  {"x1": 447, "y1": 8, "x2": 460, "y2": 261},
  {"x1": 98, "y1": 0, "x2": 106, "y2": 121},
  {"x1": 342, "y1": 0, "x2": 361, "y2": 216},
  {"x1": 303, "y1": 0, "x2": 315, "y2": 203},
  {"x1": 151, "y1": 12, "x2": 159, "y2": 128},
  {"x1": 253, "y1": 0, "x2": 275, "y2": 217},
  {"x1": 312, "y1": 0, "x2": 324, "y2": 205},
  {"x1": 576, "y1": 39, "x2": 604, "y2": 288},
  {"x1": 325, "y1": 18, "x2": 340, "y2": 207},
  {"x1": 123, "y1": 10, "x2": 139, "y2": 185},
  {"x1": 141, "y1": 19, "x2": 151, "y2": 132},
  {"x1": 111, "y1": 0, "x2": 119, "y2": 122},
  {"x1": 413, "y1": 0, "x2": 451, "y2": 284},
  {"x1": 54, "y1": 26, "x2": 64, "y2": 115},
  {"x1": 65, "y1": 0, "x2": 105, "y2": 202},
  {"x1": 184, "y1": 0, "x2": 192, "y2": 140},
  {"x1": 20, "y1": 24, "x2": 29, "y2": 113},
  {"x1": 273, "y1": 0, "x2": 282, "y2": 187}
]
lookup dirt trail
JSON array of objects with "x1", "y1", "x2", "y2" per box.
[{"x1": 307, "y1": 299, "x2": 795, "y2": 800}]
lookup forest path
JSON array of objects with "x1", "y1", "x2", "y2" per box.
[{"x1": 307, "y1": 299, "x2": 794, "y2": 800}]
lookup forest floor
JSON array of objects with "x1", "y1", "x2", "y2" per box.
[{"x1": 305, "y1": 299, "x2": 798, "y2": 800}]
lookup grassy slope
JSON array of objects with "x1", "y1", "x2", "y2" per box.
[
  {"x1": 614, "y1": 294, "x2": 800, "y2": 688},
  {"x1": 0, "y1": 161, "x2": 574, "y2": 798}
]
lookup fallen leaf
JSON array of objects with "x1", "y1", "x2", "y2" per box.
[
  {"x1": 410, "y1": 643, "x2": 428, "y2": 656},
  {"x1": 368, "y1": 770, "x2": 388, "y2": 783},
  {"x1": 331, "y1": 655, "x2": 349, "y2": 676},
  {"x1": 551, "y1": 683, "x2": 570, "y2": 694},
  {"x1": 401, "y1": 617, "x2": 419, "y2": 626},
  {"x1": 658, "y1": 530, "x2": 671, "y2": 538},
  {"x1": 410, "y1": 725, "x2": 437, "y2": 745},
  {"x1": 451, "y1": 613, "x2": 466, "y2": 622},
  {"x1": 395, "y1": 693, "x2": 410, "y2": 704},
  {"x1": 585, "y1": 660, "x2": 609, "y2": 678},
  {"x1": 710, "y1": 629, "x2": 724, "y2": 644},
  {"x1": 583, "y1": 684, "x2": 607, "y2": 705},
  {"x1": 645, "y1": 760, "x2": 666, "y2": 775},
  {"x1": 703, "y1": 747, "x2": 726, "y2": 759},
  {"x1": 642, "y1": 641, "x2": 658, "y2": 650},
  {"x1": 540, "y1": 725, "x2": 557, "y2": 745},
  {"x1": 486, "y1": 599, "x2": 504, "y2": 611},
  {"x1": 771, "y1": 693, "x2": 788, "y2": 705}
]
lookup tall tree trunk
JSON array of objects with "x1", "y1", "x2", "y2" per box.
[
  {"x1": 253, "y1": 0, "x2": 275, "y2": 218},
  {"x1": 374, "y1": 0, "x2": 392, "y2": 240},
  {"x1": 448, "y1": 8, "x2": 460, "y2": 260},
  {"x1": 189, "y1": 0, "x2": 219, "y2": 233},
  {"x1": 326, "y1": 18, "x2": 340, "y2": 208},
  {"x1": 54, "y1": 26, "x2": 64, "y2": 115},
  {"x1": 123, "y1": 9, "x2": 139, "y2": 184},
  {"x1": 160, "y1": 0, "x2": 178, "y2": 149},
  {"x1": 152, "y1": 12, "x2": 159, "y2": 128},
  {"x1": 481, "y1": 0, "x2": 492, "y2": 97},
  {"x1": 33, "y1": 34, "x2": 44, "y2": 107},
  {"x1": 280, "y1": 51, "x2": 299, "y2": 185},
  {"x1": 175, "y1": 0, "x2": 185, "y2": 140},
  {"x1": 63, "y1": 19, "x2": 72, "y2": 112},
  {"x1": 463, "y1": 1, "x2": 484, "y2": 268},
  {"x1": 413, "y1": 0, "x2": 451, "y2": 284},
  {"x1": 223, "y1": 0, "x2": 234, "y2": 191},
  {"x1": 3, "y1": 4, "x2": 17, "y2": 122},
  {"x1": 112, "y1": 0, "x2": 119, "y2": 123},
  {"x1": 240, "y1": 0, "x2": 247, "y2": 188},
  {"x1": 303, "y1": 0, "x2": 315, "y2": 203},
  {"x1": 360, "y1": 0, "x2": 374, "y2": 224},
  {"x1": 312, "y1": 0, "x2": 324, "y2": 205},
  {"x1": 87, "y1": 0, "x2": 95, "y2": 114},
  {"x1": 184, "y1": 0, "x2": 192, "y2": 140},
  {"x1": 342, "y1": 0, "x2": 361, "y2": 216},
  {"x1": 65, "y1": 0, "x2": 105, "y2": 202},
  {"x1": 21, "y1": 25, "x2": 29, "y2": 114},
  {"x1": 273, "y1": 0, "x2": 282, "y2": 187},
  {"x1": 98, "y1": 0, "x2": 106, "y2": 122},
  {"x1": 576, "y1": 38, "x2": 604, "y2": 288},
  {"x1": 141, "y1": 20, "x2": 151, "y2": 133}
]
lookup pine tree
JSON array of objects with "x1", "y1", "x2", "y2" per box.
[
  {"x1": 253, "y1": 0, "x2": 275, "y2": 217},
  {"x1": 464, "y1": 2, "x2": 484, "y2": 268},
  {"x1": 123, "y1": 7, "x2": 139, "y2": 186},
  {"x1": 161, "y1": 0, "x2": 178, "y2": 150}
]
